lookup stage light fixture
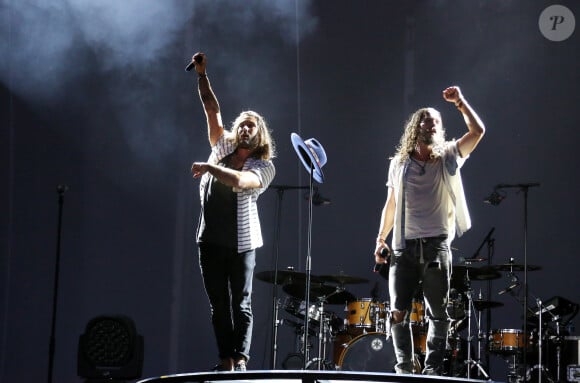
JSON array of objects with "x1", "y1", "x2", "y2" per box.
[{"x1": 77, "y1": 315, "x2": 143, "y2": 382}]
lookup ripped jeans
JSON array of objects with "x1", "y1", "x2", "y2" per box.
[{"x1": 388, "y1": 236, "x2": 451, "y2": 374}]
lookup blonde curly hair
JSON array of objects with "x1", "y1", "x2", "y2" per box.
[{"x1": 393, "y1": 107, "x2": 446, "y2": 163}]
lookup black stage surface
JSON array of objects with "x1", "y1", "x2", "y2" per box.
[{"x1": 137, "y1": 370, "x2": 501, "y2": 383}]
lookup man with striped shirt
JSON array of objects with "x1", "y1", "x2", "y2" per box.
[{"x1": 190, "y1": 52, "x2": 276, "y2": 372}]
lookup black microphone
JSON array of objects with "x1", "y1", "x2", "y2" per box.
[
  {"x1": 498, "y1": 274, "x2": 520, "y2": 295},
  {"x1": 185, "y1": 55, "x2": 203, "y2": 72},
  {"x1": 373, "y1": 248, "x2": 390, "y2": 273},
  {"x1": 56, "y1": 185, "x2": 69, "y2": 194},
  {"x1": 483, "y1": 190, "x2": 505, "y2": 205}
]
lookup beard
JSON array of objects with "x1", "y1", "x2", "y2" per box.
[
  {"x1": 418, "y1": 131, "x2": 444, "y2": 147},
  {"x1": 238, "y1": 135, "x2": 259, "y2": 150}
]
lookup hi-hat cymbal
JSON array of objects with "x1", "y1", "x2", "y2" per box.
[
  {"x1": 318, "y1": 274, "x2": 369, "y2": 285},
  {"x1": 490, "y1": 263, "x2": 542, "y2": 272},
  {"x1": 473, "y1": 299, "x2": 504, "y2": 310},
  {"x1": 255, "y1": 270, "x2": 322, "y2": 285}
]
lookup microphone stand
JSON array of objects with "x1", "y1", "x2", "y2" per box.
[
  {"x1": 48, "y1": 185, "x2": 68, "y2": 383},
  {"x1": 495, "y1": 183, "x2": 540, "y2": 378},
  {"x1": 302, "y1": 164, "x2": 315, "y2": 369},
  {"x1": 267, "y1": 184, "x2": 308, "y2": 369}
]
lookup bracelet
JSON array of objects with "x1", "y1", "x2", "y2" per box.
[
  {"x1": 198, "y1": 72, "x2": 207, "y2": 78},
  {"x1": 455, "y1": 98, "x2": 464, "y2": 109},
  {"x1": 376, "y1": 236, "x2": 386, "y2": 243}
]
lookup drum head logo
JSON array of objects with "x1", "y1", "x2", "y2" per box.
[
  {"x1": 371, "y1": 338, "x2": 384, "y2": 351},
  {"x1": 539, "y1": 5, "x2": 575, "y2": 42}
]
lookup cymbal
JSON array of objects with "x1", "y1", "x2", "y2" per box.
[
  {"x1": 452, "y1": 265, "x2": 501, "y2": 281},
  {"x1": 283, "y1": 283, "x2": 355, "y2": 304},
  {"x1": 283, "y1": 282, "x2": 336, "y2": 301},
  {"x1": 473, "y1": 299, "x2": 504, "y2": 310},
  {"x1": 490, "y1": 263, "x2": 542, "y2": 272},
  {"x1": 255, "y1": 270, "x2": 322, "y2": 285},
  {"x1": 325, "y1": 290, "x2": 357, "y2": 305},
  {"x1": 318, "y1": 274, "x2": 369, "y2": 285},
  {"x1": 471, "y1": 266, "x2": 502, "y2": 281}
]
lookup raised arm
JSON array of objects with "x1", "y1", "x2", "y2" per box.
[
  {"x1": 191, "y1": 52, "x2": 224, "y2": 146},
  {"x1": 442, "y1": 86, "x2": 485, "y2": 157}
]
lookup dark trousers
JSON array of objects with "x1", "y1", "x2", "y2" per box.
[
  {"x1": 389, "y1": 236, "x2": 451, "y2": 374},
  {"x1": 199, "y1": 243, "x2": 256, "y2": 362}
]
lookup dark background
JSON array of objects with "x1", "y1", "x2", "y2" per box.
[{"x1": 2, "y1": 1, "x2": 579, "y2": 382}]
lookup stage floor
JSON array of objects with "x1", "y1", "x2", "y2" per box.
[{"x1": 137, "y1": 370, "x2": 501, "y2": 383}]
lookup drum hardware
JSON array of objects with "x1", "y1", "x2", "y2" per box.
[
  {"x1": 462, "y1": 266, "x2": 491, "y2": 380},
  {"x1": 525, "y1": 298, "x2": 555, "y2": 383},
  {"x1": 286, "y1": 287, "x2": 355, "y2": 370},
  {"x1": 255, "y1": 266, "x2": 323, "y2": 369}
]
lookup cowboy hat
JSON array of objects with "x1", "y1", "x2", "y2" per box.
[{"x1": 291, "y1": 133, "x2": 327, "y2": 183}]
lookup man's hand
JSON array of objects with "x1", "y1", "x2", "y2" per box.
[
  {"x1": 442, "y1": 86, "x2": 464, "y2": 104},
  {"x1": 374, "y1": 240, "x2": 391, "y2": 264},
  {"x1": 191, "y1": 162, "x2": 209, "y2": 178}
]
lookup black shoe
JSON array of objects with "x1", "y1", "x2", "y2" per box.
[
  {"x1": 234, "y1": 360, "x2": 247, "y2": 371},
  {"x1": 211, "y1": 363, "x2": 231, "y2": 372}
]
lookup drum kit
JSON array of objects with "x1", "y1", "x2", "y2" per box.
[{"x1": 255, "y1": 262, "x2": 579, "y2": 381}]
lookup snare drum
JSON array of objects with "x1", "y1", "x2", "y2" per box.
[
  {"x1": 345, "y1": 299, "x2": 386, "y2": 331},
  {"x1": 489, "y1": 329, "x2": 533, "y2": 354}
]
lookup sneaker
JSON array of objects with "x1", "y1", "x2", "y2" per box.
[{"x1": 234, "y1": 360, "x2": 247, "y2": 372}]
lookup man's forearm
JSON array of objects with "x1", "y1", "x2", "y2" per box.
[
  {"x1": 457, "y1": 99, "x2": 485, "y2": 136},
  {"x1": 198, "y1": 75, "x2": 220, "y2": 114}
]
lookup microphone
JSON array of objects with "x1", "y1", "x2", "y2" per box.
[
  {"x1": 373, "y1": 248, "x2": 390, "y2": 273},
  {"x1": 484, "y1": 190, "x2": 505, "y2": 205},
  {"x1": 498, "y1": 274, "x2": 520, "y2": 295},
  {"x1": 57, "y1": 184, "x2": 69, "y2": 194},
  {"x1": 185, "y1": 55, "x2": 203, "y2": 72},
  {"x1": 305, "y1": 187, "x2": 331, "y2": 206},
  {"x1": 498, "y1": 281, "x2": 520, "y2": 295}
]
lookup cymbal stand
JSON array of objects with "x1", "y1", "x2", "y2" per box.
[
  {"x1": 464, "y1": 267, "x2": 490, "y2": 379},
  {"x1": 526, "y1": 298, "x2": 554, "y2": 383},
  {"x1": 310, "y1": 299, "x2": 332, "y2": 370},
  {"x1": 311, "y1": 288, "x2": 342, "y2": 370}
]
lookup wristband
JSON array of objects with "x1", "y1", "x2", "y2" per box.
[{"x1": 198, "y1": 72, "x2": 207, "y2": 78}]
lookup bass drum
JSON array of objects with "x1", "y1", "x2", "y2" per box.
[{"x1": 336, "y1": 332, "x2": 396, "y2": 372}]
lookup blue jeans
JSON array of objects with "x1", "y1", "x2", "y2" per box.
[
  {"x1": 199, "y1": 243, "x2": 256, "y2": 362},
  {"x1": 388, "y1": 236, "x2": 451, "y2": 374}
]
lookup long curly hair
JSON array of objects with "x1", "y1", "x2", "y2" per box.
[
  {"x1": 226, "y1": 110, "x2": 276, "y2": 160},
  {"x1": 393, "y1": 107, "x2": 446, "y2": 163}
]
